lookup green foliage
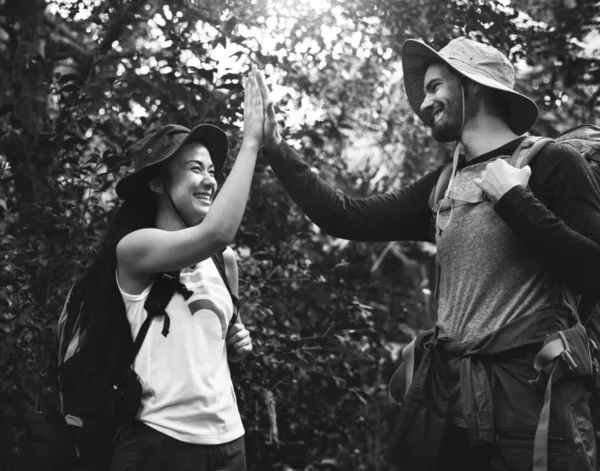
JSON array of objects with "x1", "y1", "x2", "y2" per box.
[{"x1": 0, "y1": 0, "x2": 598, "y2": 469}]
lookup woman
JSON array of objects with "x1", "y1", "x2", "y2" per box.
[{"x1": 102, "y1": 69, "x2": 264, "y2": 470}]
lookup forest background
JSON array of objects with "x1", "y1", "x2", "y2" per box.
[{"x1": 1, "y1": 0, "x2": 599, "y2": 469}]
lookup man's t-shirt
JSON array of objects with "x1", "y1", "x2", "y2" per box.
[{"x1": 435, "y1": 139, "x2": 562, "y2": 342}]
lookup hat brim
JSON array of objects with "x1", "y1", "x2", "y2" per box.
[
  {"x1": 116, "y1": 124, "x2": 229, "y2": 200},
  {"x1": 402, "y1": 39, "x2": 538, "y2": 135}
]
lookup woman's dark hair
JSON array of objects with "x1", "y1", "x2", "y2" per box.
[
  {"x1": 73, "y1": 192, "x2": 156, "y2": 353},
  {"x1": 75, "y1": 165, "x2": 164, "y2": 359}
]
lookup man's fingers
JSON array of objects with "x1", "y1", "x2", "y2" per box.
[
  {"x1": 254, "y1": 67, "x2": 268, "y2": 95},
  {"x1": 266, "y1": 101, "x2": 277, "y2": 120},
  {"x1": 254, "y1": 68, "x2": 273, "y2": 109}
]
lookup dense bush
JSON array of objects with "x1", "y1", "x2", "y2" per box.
[{"x1": 1, "y1": 0, "x2": 598, "y2": 469}]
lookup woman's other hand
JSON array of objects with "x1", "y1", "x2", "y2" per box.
[{"x1": 226, "y1": 323, "x2": 253, "y2": 362}]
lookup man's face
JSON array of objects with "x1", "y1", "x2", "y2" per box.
[{"x1": 420, "y1": 63, "x2": 464, "y2": 142}]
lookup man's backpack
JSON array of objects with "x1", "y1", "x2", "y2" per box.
[
  {"x1": 503, "y1": 124, "x2": 600, "y2": 320},
  {"x1": 429, "y1": 124, "x2": 600, "y2": 469},
  {"x1": 431, "y1": 124, "x2": 600, "y2": 219},
  {"x1": 25, "y1": 252, "x2": 238, "y2": 471},
  {"x1": 430, "y1": 124, "x2": 600, "y2": 314}
]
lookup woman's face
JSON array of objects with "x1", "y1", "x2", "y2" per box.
[{"x1": 164, "y1": 142, "x2": 217, "y2": 226}]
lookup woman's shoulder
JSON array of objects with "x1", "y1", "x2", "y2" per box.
[
  {"x1": 221, "y1": 246, "x2": 238, "y2": 278},
  {"x1": 222, "y1": 246, "x2": 237, "y2": 264},
  {"x1": 115, "y1": 263, "x2": 153, "y2": 297}
]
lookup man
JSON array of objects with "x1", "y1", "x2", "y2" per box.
[{"x1": 254, "y1": 37, "x2": 600, "y2": 470}]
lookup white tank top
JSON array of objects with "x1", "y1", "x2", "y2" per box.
[{"x1": 116, "y1": 257, "x2": 244, "y2": 444}]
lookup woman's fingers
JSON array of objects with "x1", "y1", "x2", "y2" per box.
[
  {"x1": 226, "y1": 323, "x2": 243, "y2": 339},
  {"x1": 242, "y1": 70, "x2": 264, "y2": 142},
  {"x1": 233, "y1": 336, "x2": 252, "y2": 350},
  {"x1": 226, "y1": 323, "x2": 253, "y2": 359},
  {"x1": 226, "y1": 324, "x2": 250, "y2": 346},
  {"x1": 252, "y1": 74, "x2": 263, "y2": 111}
]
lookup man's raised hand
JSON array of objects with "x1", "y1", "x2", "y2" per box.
[{"x1": 253, "y1": 67, "x2": 282, "y2": 152}]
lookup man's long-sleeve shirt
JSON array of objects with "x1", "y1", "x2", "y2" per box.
[{"x1": 265, "y1": 138, "x2": 600, "y2": 302}]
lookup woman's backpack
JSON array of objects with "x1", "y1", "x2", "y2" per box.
[{"x1": 25, "y1": 252, "x2": 238, "y2": 471}]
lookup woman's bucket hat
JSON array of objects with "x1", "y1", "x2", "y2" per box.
[
  {"x1": 116, "y1": 124, "x2": 228, "y2": 201},
  {"x1": 402, "y1": 37, "x2": 538, "y2": 135}
]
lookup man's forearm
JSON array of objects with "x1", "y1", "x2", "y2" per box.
[{"x1": 265, "y1": 140, "x2": 436, "y2": 243}]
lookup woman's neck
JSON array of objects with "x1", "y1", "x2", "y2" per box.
[{"x1": 155, "y1": 207, "x2": 188, "y2": 231}]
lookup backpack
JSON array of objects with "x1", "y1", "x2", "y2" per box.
[
  {"x1": 25, "y1": 252, "x2": 238, "y2": 471},
  {"x1": 428, "y1": 124, "x2": 600, "y2": 469},
  {"x1": 430, "y1": 124, "x2": 600, "y2": 320}
]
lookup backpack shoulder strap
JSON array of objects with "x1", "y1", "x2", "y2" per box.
[
  {"x1": 212, "y1": 251, "x2": 240, "y2": 326},
  {"x1": 128, "y1": 270, "x2": 190, "y2": 364},
  {"x1": 431, "y1": 163, "x2": 454, "y2": 213},
  {"x1": 509, "y1": 136, "x2": 554, "y2": 169},
  {"x1": 560, "y1": 285, "x2": 583, "y2": 325},
  {"x1": 57, "y1": 281, "x2": 84, "y2": 364},
  {"x1": 129, "y1": 252, "x2": 241, "y2": 366}
]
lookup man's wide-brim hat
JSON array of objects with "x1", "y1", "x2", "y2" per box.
[
  {"x1": 402, "y1": 37, "x2": 538, "y2": 135},
  {"x1": 116, "y1": 124, "x2": 228, "y2": 200}
]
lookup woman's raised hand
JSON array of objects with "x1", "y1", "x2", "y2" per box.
[{"x1": 242, "y1": 65, "x2": 264, "y2": 147}]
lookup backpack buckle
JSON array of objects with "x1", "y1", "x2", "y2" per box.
[
  {"x1": 561, "y1": 349, "x2": 578, "y2": 370},
  {"x1": 161, "y1": 274, "x2": 193, "y2": 300},
  {"x1": 558, "y1": 331, "x2": 578, "y2": 370}
]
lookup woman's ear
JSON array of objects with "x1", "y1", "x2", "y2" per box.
[{"x1": 148, "y1": 178, "x2": 164, "y2": 195}]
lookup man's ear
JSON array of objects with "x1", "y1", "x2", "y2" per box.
[
  {"x1": 148, "y1": 178, "x2": 164, "y2": 195},
  {"x1": 467, "y1": 79, "x2": 483, "y2": 96}
]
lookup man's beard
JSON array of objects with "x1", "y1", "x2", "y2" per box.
[
  {"x1": 430, "y1": 103, "x2": 462, "y2": 142},
  {"x1": 429, "y1": 91, "x2": 478, "y2": 143}
]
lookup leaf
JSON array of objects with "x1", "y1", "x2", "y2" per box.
[
  {"x1": 217, "y1": 82, "x2": 243, "y2": 91},
  {"x1": 223, "y1": 16, "x2": 237, "y2": 34},
  {"x1": 211, "y1": 36, "x2": 226, "y2": 49},
  {"x1": 332, "y1": 376, "x2": 347, "y2": 388},
  {"x1": 194, "y1": 68, "x2": 215, "y2": 82},
  {"x1": 56, "y1": 72, "x2": 81, "y2": 85},
  {"x1": 18, "y1": 311, "x2": 31, "y2": 325},
  {"x1": 14, "y1": 94, "x2": 46, "y2": 137},
  {"x1": 220, "y1": 73, "x2": 242, "y2": 82},
  {"x1": 0, "y1": 337, "x2": 15, "y2": 366},
  {"x1": 19, "y1": 376, "x2": 38, "y2": 401}
]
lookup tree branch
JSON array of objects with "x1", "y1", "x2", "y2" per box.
[{"x1": 94, "y1": 0, "x2": 148, "y2": 59}]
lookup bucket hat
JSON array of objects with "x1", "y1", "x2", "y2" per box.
[
  {"x1": 402, "y1": 37, "x2": 538, "y2": 135},
  {"x1": 116, "y1": 124, "x2": 228, "y2": 200}
]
